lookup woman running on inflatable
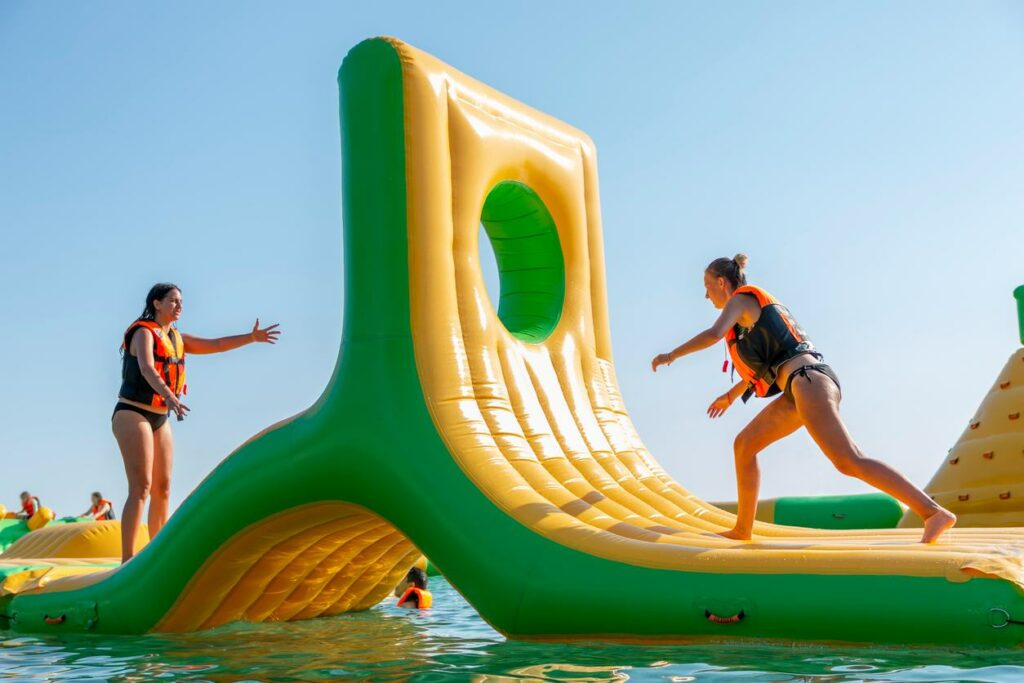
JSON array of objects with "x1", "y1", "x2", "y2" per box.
[
  {"x1": 114, "y1": 283, "x2": 280, "y2": 562},
  {"x1": 651, "y1": 255, "x2": 956, "y2": 543}
]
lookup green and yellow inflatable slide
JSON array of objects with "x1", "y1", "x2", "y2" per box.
[{"x1": 3, "y1": 37, "x2": 1024, "y2": 645}]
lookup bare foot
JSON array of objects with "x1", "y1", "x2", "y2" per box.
[
  {"x1": 920, "y1": 508, "x2": 957, "y2": 543},
  {"x1": 717, "y1": 527, "x2": 752, "y2": 541}
]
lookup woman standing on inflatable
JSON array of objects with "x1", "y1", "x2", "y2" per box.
[
  {"x1": 114, "y1": 283, "x2": 280, "y2": 562},
  {"x1": 651, "y1": 255, "x2": 956, "y2": 543}
]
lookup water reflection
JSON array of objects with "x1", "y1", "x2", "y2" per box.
[{"x1": 2, "y1": 579, "x2": 1024, "y2": 681}]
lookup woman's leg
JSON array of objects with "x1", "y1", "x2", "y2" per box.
[
  {"x1": 149, "y1": 421, "x2": 174, "y2": 538},
  {"x1": 720, "y1": 394, "x2": 804, "y2": 540},
  {"x1": 112, "y1": 411, "x2": 154, "y2": 562},
  {"x1": 790, "y1": 371, "x2": 956, "y2": 543}
]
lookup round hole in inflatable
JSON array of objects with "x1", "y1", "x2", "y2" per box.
[{"x1": 478, "y1": 181, "x2": 564, "y2": 343}]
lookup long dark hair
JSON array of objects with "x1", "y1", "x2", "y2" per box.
[
  {"x1": 121, "y1": 283, "x2": 180, "y2": 355},
  {"x1": 705, "y1": 254, "x2": 748, "y2": 289},
  {"x1": 139, "y1": 283, "x2": 181, "y2": 322}
]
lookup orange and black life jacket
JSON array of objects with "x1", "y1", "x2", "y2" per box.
[
  {"x1": 91, "y1": 499, "x2": 115, "y2": 521},
  {"x1": 725, "y1": 285, "x2": 818, "y2": 402},
  {"x1": 119, "y1": 321, "x2": 186, "y2": 409},
  {"x1": 397, "y1": 586, "x2": 433, "y2": 609}
]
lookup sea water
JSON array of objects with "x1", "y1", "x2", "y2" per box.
[{"x1": 2, "y1": 577, "x2": 1024, "y2": 681}]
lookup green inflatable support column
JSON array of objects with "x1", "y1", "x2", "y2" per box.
[{"x1": 1014, "y1": 284, "x2": 1024, "y2": 346}]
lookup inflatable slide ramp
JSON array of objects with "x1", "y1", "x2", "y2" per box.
[{"x1": 4, "y1": 38, "x2": 1024, "y2": 645}]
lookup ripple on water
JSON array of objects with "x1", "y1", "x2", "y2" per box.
[{"x1": 2, "y1": 579, "x2": 1024, "y2": 681}]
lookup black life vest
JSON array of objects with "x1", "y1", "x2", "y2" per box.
[{"x1": 725, "y1": 285, "x2": 818, "y2": 402}]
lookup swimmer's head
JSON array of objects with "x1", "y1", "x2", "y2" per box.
[
  {"x1": 140, "y1": 283, "x2": 183, "y2": 325},
  {"x1": 704, "y1": 254, "x2": 747, "y2": 310},
  {"x1": 405, "y1": 566, "x2": 428, "y2": 589}
]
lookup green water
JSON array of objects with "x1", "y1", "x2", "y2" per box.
[{"x1": 2, "y1": 578, "x2": 1024, "y2": 682}]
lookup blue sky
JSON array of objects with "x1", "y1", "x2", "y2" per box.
[{"x1": 2, "y1": 1, "x2": 1022, "y2": 517}]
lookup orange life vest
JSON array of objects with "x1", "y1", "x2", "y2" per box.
[
  {"x1": 120, "y1": 321, "x2": 186, "y2": 408},
  {"x1": 91, "y1": 499, "x2": 114, "y2": 520},
  {"x1": 725, "y1": 285, "x2": 815, "y2": 401},
  {"x1": 21, "y1": 497, "x2": 40, "y2": 517},
  {"x1": 397, "y1": 586, "x2": 433, "y2": 609}
]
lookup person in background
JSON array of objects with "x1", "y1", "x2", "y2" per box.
[
  {"x1": 15, "y1": 491, "x2": 41, "y2": 520},
  {"x1": 394, "y1": 566, "x2": 433, "y2": 609},
  {"x1": 80, "y1": 492, "x2": 115, "y2": 521}
]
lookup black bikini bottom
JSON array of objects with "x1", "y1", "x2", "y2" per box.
[
  {"x1": 112, "y1": 402, "x2": 168, "y2": 431},
  {"x1": 783, "y1": 363, "x2": 842, "y2": 399}
]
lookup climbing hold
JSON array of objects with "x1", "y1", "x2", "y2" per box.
[
  {"x1": 971, "y1": 420, "x2": 981, "y2": 430},
  {"x1": 1000, "y1": 381, "x2": 1011, "y2": 389},
  {"x1": 983, "y1": 451, "x2": 995, "y2": 460},
  {"x1": 959, "y1": 494, "x2": 971, "y2": 502},
  {"x1": 1010, "y1": 413, "x2": 1020, "y2": 421},
  {"x1": 949, "y1": 457, "x2": 960, "y2": 465},
  {"x1": 1001, "y1": 492, "x2": 1012, "y2": 500}
]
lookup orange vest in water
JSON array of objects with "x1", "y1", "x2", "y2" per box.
[{"x1": 397, "y1": 587, "x2": 433, "y2": 609}]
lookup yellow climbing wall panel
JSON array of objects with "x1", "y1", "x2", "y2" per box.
[{"x1": 901, "y1": 349, "x2": 1024, "y2": 527}]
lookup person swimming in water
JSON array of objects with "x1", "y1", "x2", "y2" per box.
[
  {"x1": 113, "y1": 282, "x2": 281, "y2": 562},
  {"x1": 394, "y1": 566, "x2": 433, "y2": 609},
  {"x1": 651, "y1": 254, "x2": 956, "y2": 543}
]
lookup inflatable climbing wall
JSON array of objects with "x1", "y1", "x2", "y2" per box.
[{"x1": 901, "y1": 348, "x2": 1024, "y2": 527}]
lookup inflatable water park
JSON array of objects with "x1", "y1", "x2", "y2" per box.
[{"x1": 2, "y1": 37, "x2": 1024, "y2": 650}]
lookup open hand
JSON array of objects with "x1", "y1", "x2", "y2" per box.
[
  {"x1": 251, "y1": 319, "x2": 281, "y2": 344},
  {"x1": 707, "y1": 393, "x2": 732, "y2": 419},
  {"x1": 651, "y1": 353, "x2": 674, "y2": 372},
  {"x1": 166, "y1": 393, "x2": 190, "y2": 420}
]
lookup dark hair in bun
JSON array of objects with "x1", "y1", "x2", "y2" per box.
[{"x1": 705, "y1": 253, "x2": 748, "y2": 289}]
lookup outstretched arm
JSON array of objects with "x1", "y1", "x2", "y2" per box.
[
  {"x1": 182, "y1": 319, "x2": 281, "y2": 355},
  {"x1": 651, "y1": 297, "x2": 747, "y2": 372}
]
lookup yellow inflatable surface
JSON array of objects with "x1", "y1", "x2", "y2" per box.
[
  {"x1": 901, "y1": 349, "x2": 1024, "y2": 527},
  {"x1": 0, "y1": 522, "x2": 148, "y2": 597},
  {"x1": 0, "y1": 521, "x2": 148, "y2": 561}
]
